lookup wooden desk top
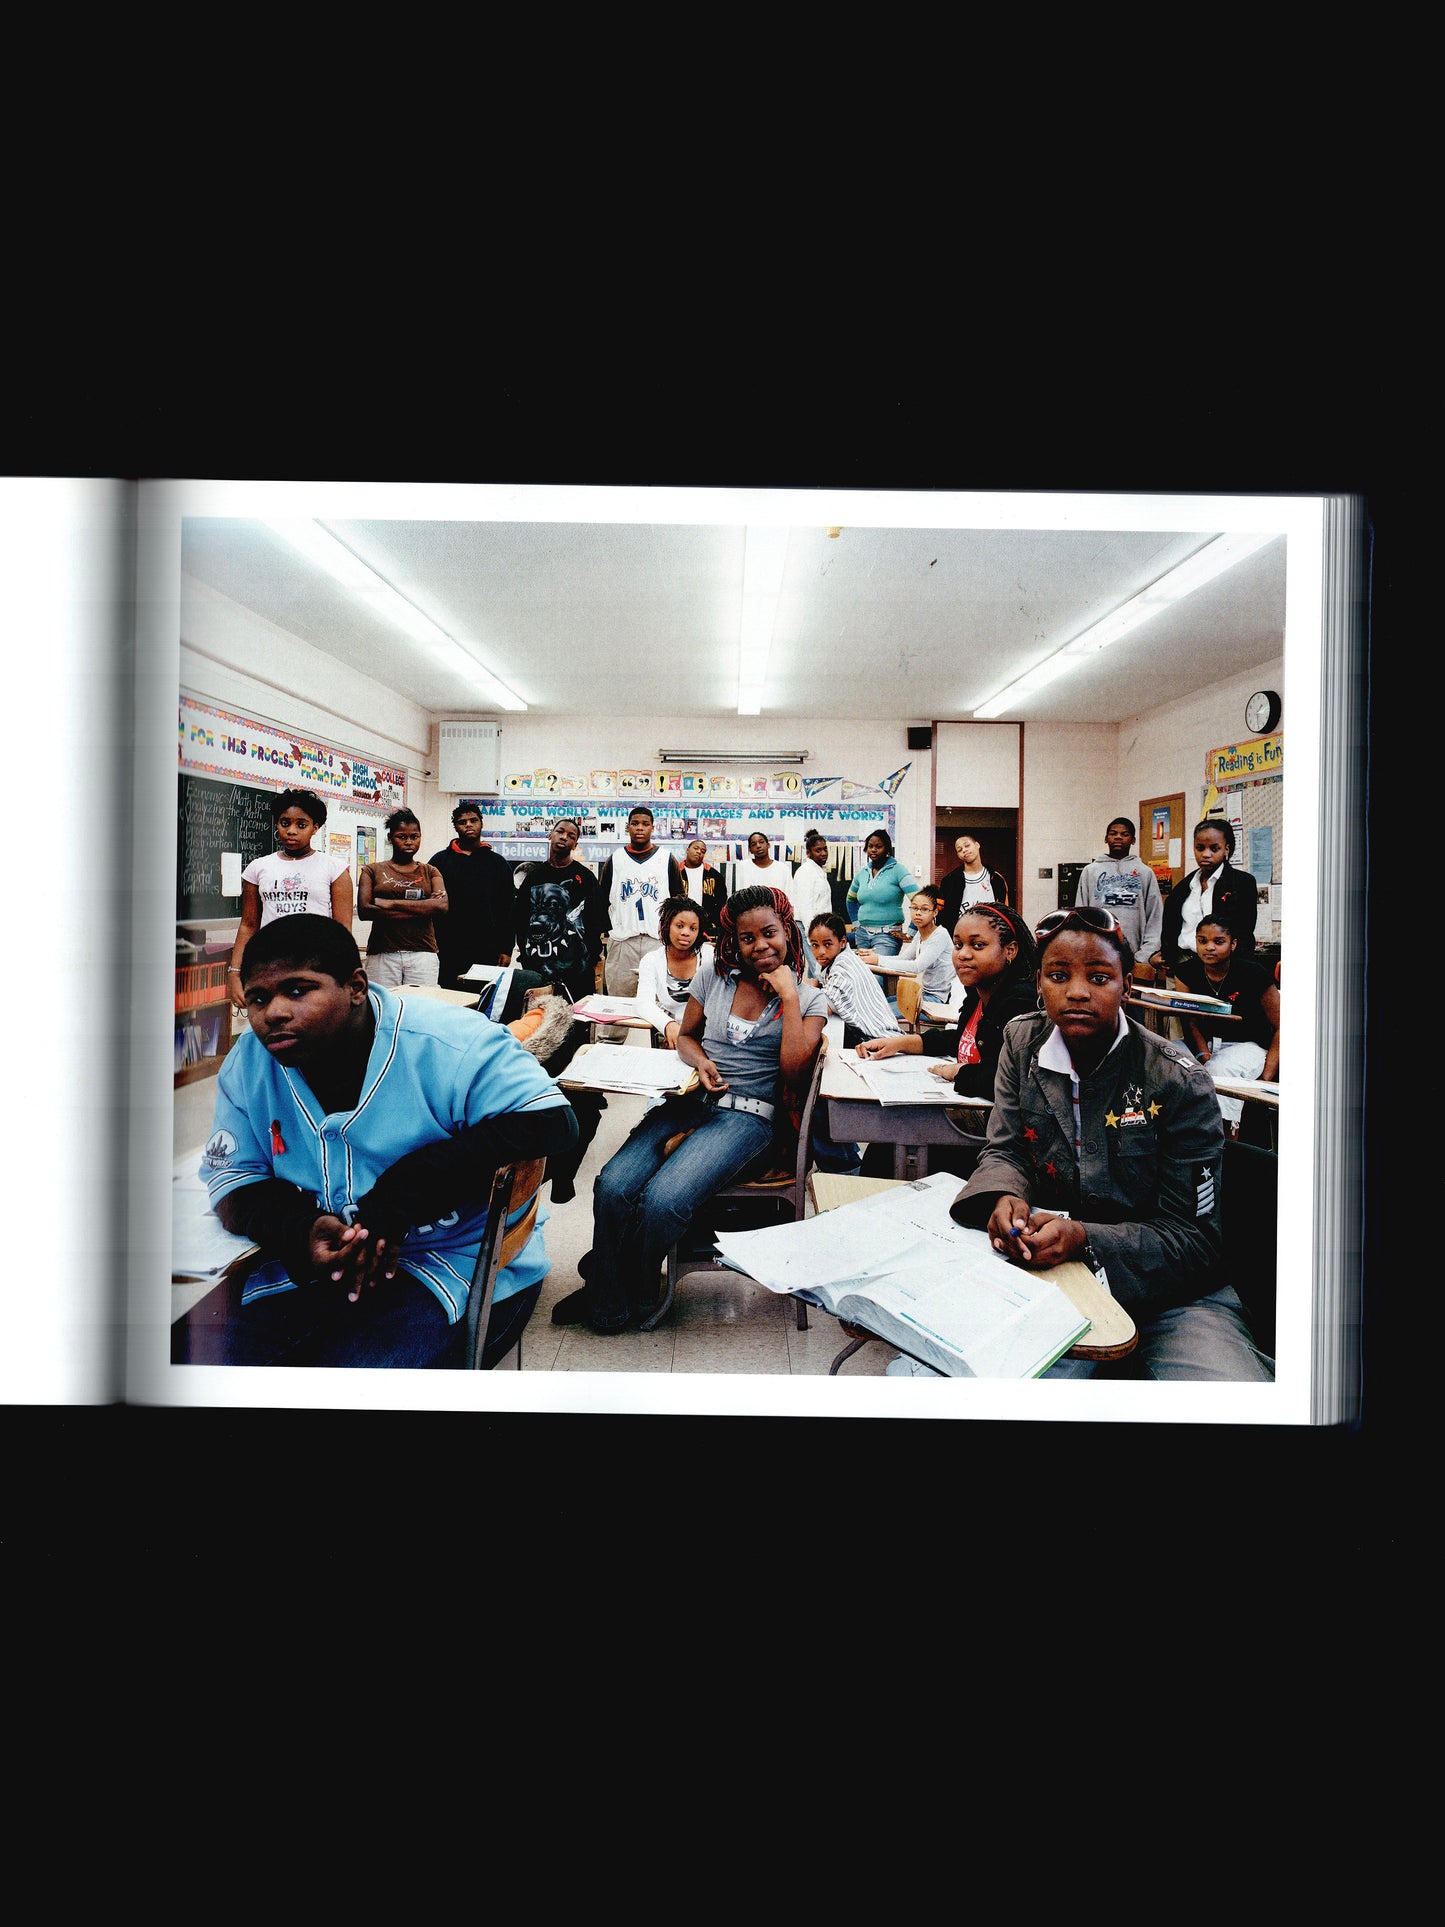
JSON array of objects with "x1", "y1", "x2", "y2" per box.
[
  {"x1": 392, "y1": 984, "x2": 482, "y2": 1008},
  {"x1": 807, "y1": 1173, "x2": 1137, "y2": 1362},
  {"x1": 1211, "y1": 1077, "x2": 1280, "y2": 1107}
]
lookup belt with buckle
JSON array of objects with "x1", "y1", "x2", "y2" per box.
[{"x1": 705, "y1": 1092, "x2": 776, "y2": 1122}]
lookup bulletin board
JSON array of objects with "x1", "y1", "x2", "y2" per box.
[
  {"x1": 1202, "y1": 772, "x2": 1283, "y2": 942},
  {"x1": 1140, "y1": 792, "x2": 1187, "y2": 891}
]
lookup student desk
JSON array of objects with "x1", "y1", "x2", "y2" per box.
[
  {"x1": 807, "y1": 1173, "x2": 1137, "y2": 1367},
  {"x1": 393, "y1": 984, "x2": 485, "y2": 1009},
  {"x1": 1212, "y1": 1077, "x2": 1280, "y2": 1149},
  {"x1": 820, "y1": 1049, "x2": 989, "y2": 1181},
  {"x1": 1126, "y1": 994, "x2": 1244, "y2": 1041}
]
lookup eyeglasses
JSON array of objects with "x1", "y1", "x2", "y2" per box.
[{"x1": 1034, "y1": 906, "x2": 1125, "y2": 941}]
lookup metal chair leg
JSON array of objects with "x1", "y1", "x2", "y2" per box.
[
  {"x1": 829, "y1": 1336, "x2": 870, "y2": 1375},
  {"x1": 637, "y1": 1245, "x2": 678, "y2": 1332}
]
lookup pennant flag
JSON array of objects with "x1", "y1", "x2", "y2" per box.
[
  {"x1": 876, "y1": 762, "x2": 911, "y2": 797},
  {"x1": 802, "y1": 775, "x2": 841, "y2": 798}
]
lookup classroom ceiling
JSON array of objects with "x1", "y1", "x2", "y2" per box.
[{"x1": 179, "y1": 515, "x2": 1288, "y2": 726}]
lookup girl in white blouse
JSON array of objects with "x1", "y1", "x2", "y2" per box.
[
  {"x1": 636, "y1": 895, "x2": 715, "y2": 1046},
  {"x1": 861, "y1": 884, "x2": 954, "y2": 1001}
]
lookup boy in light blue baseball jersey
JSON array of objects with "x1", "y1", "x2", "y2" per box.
[{"x1": 176, "y1": 915, "x2": 576, "y2": 1368}]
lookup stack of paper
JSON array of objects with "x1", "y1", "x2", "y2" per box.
[
  {"x1": 569, "y1": 995, "x2": 657, "y2": 1025},
  {"x1": 712, "y1": 1172, "x2": 1088, "y2": 1378},
  {"x1": 562, "y1": 1045, "x2": 699, "y2": 1095}
]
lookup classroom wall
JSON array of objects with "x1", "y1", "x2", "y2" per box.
[
  {"x1": 178, "y1": 578, "x2": 1286, "y2": 941},
  {"x1": 432, "y1": 711, "x2": 937, "y2": 881},
  {"x1": 178, "y1": 576, "x2": 448, "y2": 924},
  {"x1": 1019, "y1": 722, "x2": 1120, "y2": 931}
]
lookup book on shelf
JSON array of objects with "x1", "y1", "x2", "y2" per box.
[{"x1": 712, "y1": 1173, "x2": 1089, "y2": 1378}]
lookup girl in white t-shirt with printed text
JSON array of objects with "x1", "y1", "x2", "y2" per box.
[{"x1": 228, "y1": 787, "x2": 354, "y2": 1010}]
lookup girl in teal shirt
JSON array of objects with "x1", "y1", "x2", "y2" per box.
[{"x1": 845, "y1": 830, "x2": 921, "y2": 957}]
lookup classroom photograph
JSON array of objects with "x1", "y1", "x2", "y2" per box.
[{"x1": 149, "y1": 480, "x2": 1333, "y2": 1413}]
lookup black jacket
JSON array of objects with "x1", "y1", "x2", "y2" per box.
[
  {"x1": 920, "y1": 973, "x2": 1038, "y2": 1100},
  {"x1": 939, "y1": 864, "x2": 1010, "y2": 935},
  {"x1": 1159, "y1": 862, "x2": 1258, "y2": 965}
]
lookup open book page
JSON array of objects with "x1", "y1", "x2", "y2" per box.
[
  {"x1": 834, "y1": 1253, "x2": 1088, "y2": 1379},
  {"x1": 854, "y1": 1056, "x2": 986, "y2": 1107},
  {"x1": 172, "y1": 1153, "x2": 256, "y2": 1282},
  {"x1": 713, "y1": 1178, "x2": 1087, "y2": 1377}
]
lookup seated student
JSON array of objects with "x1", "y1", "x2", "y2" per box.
[
  {"x1": 552, "y1": 885, "x2": 828, "y2": 1333},
  {"x1": 177, "y1": 915, "x2": 577, "y2": 1369},
  {"x1": 861, "y1": 884, "x2": 954, "y2": 1003},
  {"x1": 855, "y1": 903, "x2": 1039, "y2": 1183},
  {"x1": 357, "y1": 807, "x2": 448, "y2": 987},
  {"x1": 942, "y1": 904, "x2": 1273, "y2": 1382},
  {"x1": 227, "y1": 787, "x2": 353, "y2": 1009},
  {"x1": 1173, "y1": 911, "x2": 1280, "y2": 1135},
  {"x1": 636, "y1": 895, "x2": 715, "y2": 1046},
  {"x1": 807, "y1": 912, "x2": 902, "y2": 1051}
]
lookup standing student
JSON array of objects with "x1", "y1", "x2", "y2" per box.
[
  {"x1": 180, "y1": 915, "x2": 577, "y2": 1369},
  {"x1": 1074, "y1": 816, "x2": 1163, "y2": 974},
  {"x1": 862, "y1": 885, "x2": 954, "y2": 1001},
  {"x1": 552, "y1": 886, "x2": 827, "y2": 1334},
  {"x1": 1174, "y1": 912, "x2": 1280, "y2": 1134},
  {"x1": 680, "y1": 837, "x2": 725, "y2": 941},
  {"x1": 807, "y1": 912, "x2": 902, "y2": 1050},
  {"x1": 788, "y1": 828, "x2": 835, "y2": 931},
  {"x1": 1151, "y1": 819, "x2": 1259, "y2": 976},
  {"x1": 846, "y1": 830, "x2": 920, "y2": 957},
  {"x1": 357, "y1": 807, "x2": 447, "y2": 987},
  {"x1": 228, "y1": 787, "x2": 353, "y2": 1010},
  {"x1": 947, "y1": 904, "x2": 1272, "y2": 1381},
  {"x1": 637, "y1": 895, "x2": 714, "y2": 1046},
  {"x1": 596, "y1": 806, "x2": 686, "y2": 1043},
  {"x1": 429, "y1": 800, "x2": 518, "y2": 992},
  {"x1": 513, "y1": 816, "x2": 604, "y2": 1008},
  {"x1": 938, "y1": 831, "x2": 1010, "y2": 933},
  {"x1": 734, "y1": 829, "x2": 794, "y2": 907}
]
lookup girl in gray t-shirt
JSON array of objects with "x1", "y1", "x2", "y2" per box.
[{"x1": 550, "y1": 885, "x2": 827, "y2": 1334}]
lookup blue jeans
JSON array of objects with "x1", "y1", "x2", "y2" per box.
[
  {"x1": 586, "y1": 1096, "x2": 774, "y2": 1330},
  {"x1": 858, "y1": 927, "x2": 901, "y2": 957}
]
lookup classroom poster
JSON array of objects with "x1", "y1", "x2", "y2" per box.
[{"x1": 179, "y1": 694, "x2": 406, "y2": 809}]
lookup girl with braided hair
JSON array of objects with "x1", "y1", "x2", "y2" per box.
[
  {"x1": 552, "y1": 885, "x2": 827, "y2": 1333},
  {"x1": 858, "y1": 901, "x2": 1039, "y2": 1097}
]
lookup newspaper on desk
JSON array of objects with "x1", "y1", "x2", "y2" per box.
[{"x1": 712, "y1": 1171, "x2": 1088, "y2": 1378}]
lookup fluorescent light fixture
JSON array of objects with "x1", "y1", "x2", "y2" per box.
[
  {"x1": 972, "y1": 531, "x2": 1279, "y2": 718},
  {"x1": 261, "y1": 517, "x2": 527, "y2": 711},
  {"x1": 658, "y1": 749, "x2": 809, "y2": 766},
  {"x1": 737, "y1": 525, "x2": 791, "y2": 716}
]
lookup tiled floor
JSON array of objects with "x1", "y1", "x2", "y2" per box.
[{"x1": 172, "y1": 1041, "x2": 893, "y2": 1376}]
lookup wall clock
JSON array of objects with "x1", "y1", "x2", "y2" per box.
[{"x1": 1245, "y1": 689, "x2": 1281, "y2": 734}]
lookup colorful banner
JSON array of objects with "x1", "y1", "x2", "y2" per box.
[
  {"x1": 179, "y1": 694, "x2": 405, "y2": 810},
  {"x1": 876, "y1": 761, "x2": 911, "y2": 797},
  {"x1": 1206, "y1": 734, "x2": 1283, "y2": 784}
]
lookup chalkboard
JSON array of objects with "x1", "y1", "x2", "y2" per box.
[{"x1": 177, "y1": 773, "x2": 278, "y2": 921}]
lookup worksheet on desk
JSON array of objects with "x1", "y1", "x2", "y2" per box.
[{"x1": 854, "y1": 1056, "x2": 988, "y2": 1106}]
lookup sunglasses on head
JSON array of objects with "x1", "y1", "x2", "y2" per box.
[{"x1": 1034, "y1": 906, "x2": 1125, "y2": 940}]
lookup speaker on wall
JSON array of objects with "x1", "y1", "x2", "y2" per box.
[{"x1": 906, "y1": 726, "x2": 932, "y2": 750}]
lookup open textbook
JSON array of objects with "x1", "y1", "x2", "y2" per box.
[{"x1": 713, "y1": 1173, "x2": 1090, "y2": 1378}]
